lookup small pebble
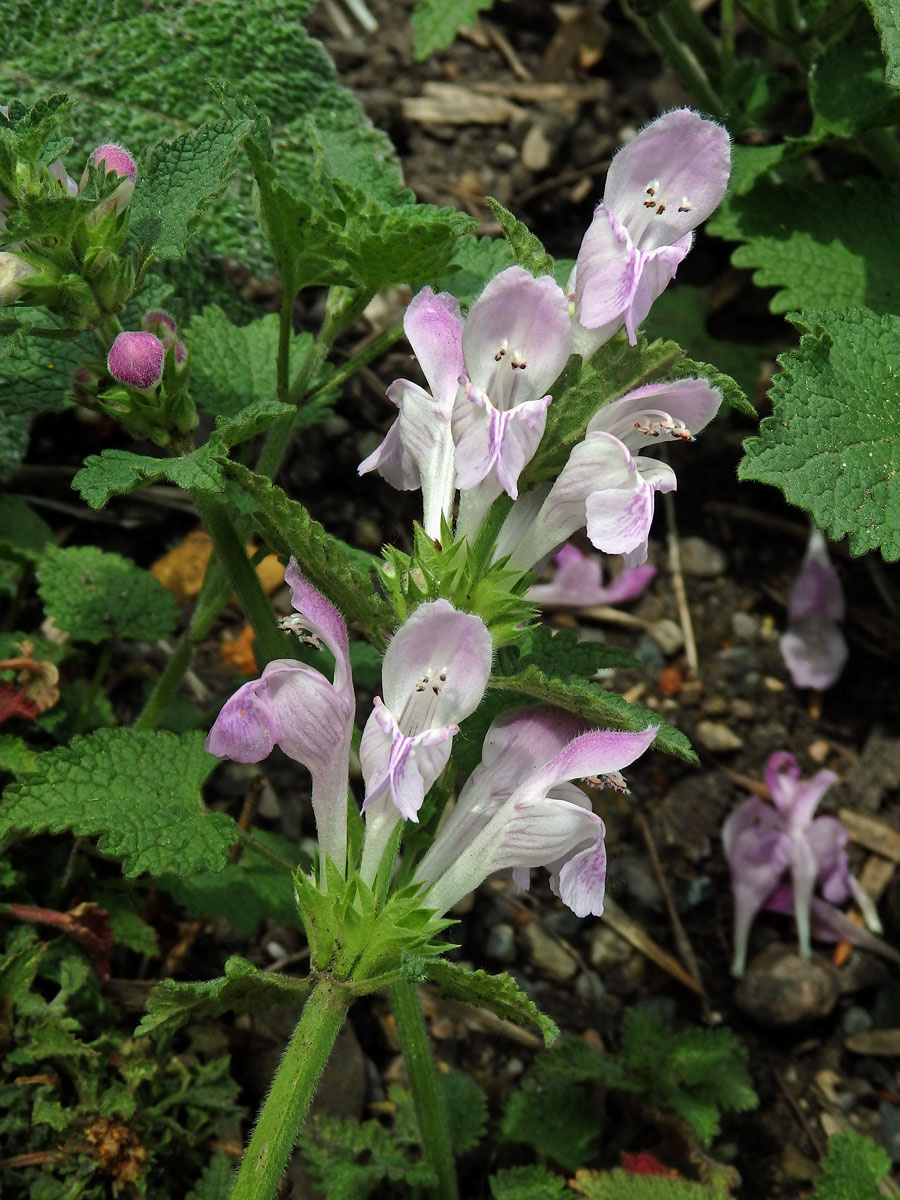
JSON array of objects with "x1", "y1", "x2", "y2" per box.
[
  {"x1": 575, "y1": 971, "x2": 607, "y2": 1004},
  {"x1": 763, "y1": 675, "x2": 786, "y2": 692},
  {"x1": 734, "y1": 944, "x2": 840, "y2": 1027},
  {"x1": 648, "y1": 618, "x2": 684, "y2": 655},
  {"x1": 696, "y1": 720, "x2": 743, "y2": 753},
  {"x1": 704, "y1": 694, "x2": 729, "y2": 717},
  {"x1": 731, "y1": 611, "x2": 759, "y2": 641},
  {"x1": 588, "y1": 925, "x2": 632, "y2": 970},
  {"x1": 843, "y1": 1006, "x2": 874, "y2": 1037},
  {"x1": 679, "y1": 536, "x2": 727, "y2": 577},
  {"x1": 731, "y1": 698, "x2": 757, "y2": 721},
  {"x1": 521, "y1": 922, "x2": 577, "y2": 982},
  {"x1": 485, "y1": 922, "x2": 516, "y2": 964},
  {"x1": 636, "y1": 634, "x2": 666, "y2": 673}
]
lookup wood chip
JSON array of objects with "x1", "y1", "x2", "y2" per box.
[
  {"x1": 845, "y1": 1028, "x2": 900, "y2": 1056},
  {"x1": 839, "y1": 809, "x2": 900, "y2": 862},
  {"x1": 859, "y1": 854, "x2": 896, "y2": 903},
  {"x1": 403, "y1": 85, "x2": 525, "y2": 126},
  {"x1": 402, "y1": 80, "x2": 612, "y2": 127}
]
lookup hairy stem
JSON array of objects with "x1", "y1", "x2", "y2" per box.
[
  {"x1": 74, "y1": 638, "x2": 113, "y2": 737},
  {"x1": 389, "y1": 981, "x2": 459, "y2": 1200},
  {"x1": 229, "y1": 976, "x2": 352, "y2": 1200},
  {"x1": 192, "y1": 491, "x2": 288, "y2": 665}
]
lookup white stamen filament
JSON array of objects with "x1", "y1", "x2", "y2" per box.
[
  {"x1": 398, "y1": 665, "x2": 449, "y2": 734},
  {"x1": 279, "y1": 615, "x2": 323, "y2": 648}
]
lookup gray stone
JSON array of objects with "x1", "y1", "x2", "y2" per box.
[
  {"x1": 575, "y1": 971, "x2": 607, "y2": 1004},
  {"x1": 734, "y1": 944, "x2": 840, "y2": 1027},
  {"x1": 521, "y1": 922, "x2": 578, "y2": 982},
  {"x1": 731, "y1": 611, "x2": 759, "y2": 641},
  {"x1": 679, "y1": 536, "x2": 727, "y2": 577},
  {"x1": 588, "y1": 925, "x2": 632, "y2": 970},
  {"x1": 485, "y1": 922, "x2": 516, "y2": 964},
  {"x1": 636, "y1": 634, "x2": 666, "y2": 673},
  {"x1": 696, "y1": 720, "x2": 743, "y2": 753},
  {"x1": 648, "y1": 618, "x2": 684, "y2": 656},
  {"x1": 843, "y1": 1006, "x2": 874, "y2": 1037}
]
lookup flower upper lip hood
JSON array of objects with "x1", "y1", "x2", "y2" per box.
[
  {"x1": 571, "y1": 109, "x2": 731, "y2": 350},
  {"x1": 204, "y1": 560, "x2": 354, "y2": 872},
  {"x1": 416, "y1": 707, "x2": 657, "y2": 919},
  {"x1": 360, "y1": 267, "x2": 571, "y2": 539}
]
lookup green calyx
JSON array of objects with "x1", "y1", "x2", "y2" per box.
[{"x1": 294, "y1": 858, "x2": 454, "y2": 992}]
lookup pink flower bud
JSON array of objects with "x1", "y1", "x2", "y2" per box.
[
  {"x1": 140, "y1": 309, "x2": 178, "y2": 346},
  {"x1": 107, "y1": 331, "x2": 165, "y2": 390},
  {"x1": 90, "y1": 142, "x2": 137, "y2": 181},
  {"x1": 0, "y1": 251, "x2": 34, "y2": 304},
  {"x1": 173, "y1": 339, "x2": 188, "y2": 370}
]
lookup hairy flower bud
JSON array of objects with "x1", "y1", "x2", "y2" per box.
[
  {"x1": 0, "y1": 251, "x2": 34, "y2": 304},
  {"x1": 140, "y1": 309, "x2": 178, "y2": 346},
  {"x1": 90, "y1": 142, "x2": 137, "y2": 181},
  {"x1": 83, "y1": 142, "x2": 137, "y2": 217},
  {"x1": 107, "y1": 331, "x2": 165, "y2": 391}
]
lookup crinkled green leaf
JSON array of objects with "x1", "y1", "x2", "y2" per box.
[
  {"x1": 812, "y1": 1131, "x2": 891, "y2": 1200},
  {"x1": 186, "y1": 1151, "x2": 234, "y2": 1200},
  {"x1": 160, "y1": 830, "x2": 302, "y2": 936},
  {"x1": 863, "y1": 0, "x2": 900, "y2": 86},
  {"x1": 490, "y1": 1165, "x2": 570, "y2": 1200},
  {"x1": 499, "y1": 1038, "x2": 604, "y2": 1168},
  {"x1": 486, "y1": 197, "x2": 554, "y2": 277},
  {"x1": 0, "y1": 729, "x2": 236, "y2": 877},
  {"x1": 0, "y1": 495, "x2": 53, "y2": 563},
  {"x1": 226, "y1": 461, "x2": 393, "y2": 645},
  {"x1": 4, "y1": 0, "x2": 406, "y2": 287},
  {"x1": 0, "y1": 941, "x2": 45, "y2": 1004},
  {"x1": 136, "y1": 954, "x2": 310, "y2": 1037},
  {"x1": 711, "y1": 178, "x2": 900, "y2": 314},
  {"x1": 810, "y1": 36, "x2": 900, "y2": 139},
  {"x1": 301, "y1": 1109, "x2": 436, "y2": 1200},
  {"x1": 0, "y1": 412, "x2": 29, "y2": 484},
  {"x1": 187, "y1": 306, "x2": 319, "y2": 419},
  {"x1": 489, "y1": 666, "x2": 697, "y2": 763},
  {"x1": 441, "y1": 1070, "x2": 488, "y2": 1152},
  {"x1": 0, "y1": 735, "x2": 38, "y2": 776},
  {"x1": 570, "y1": 1170, "x2": 724, "y2": 1199},
  {"x1": 37, "y1": 544, "x2": 178, "y2": 642},
  {"x1": 739, "y1": 307, "x2": 900, "y2": 560},
  {"x1": 129, "y1": 115, "x2": 254, "y2": 260},
  {"x1": 73, "y1": 444, "x2": 225, "y2": 508},
  {"x1": 424, "y1": 959, "x2": 559, "y2": 1046},
  {"x1": 501, "y1": 624, "x2": 639, "y2": 677},
  {"x1": 412, "y1": 0, "x2": 510, "y2": 59},
  {"x1": 0, "y1": 324, "x2": 92, "y2": 415},
  {"x1": 432, "y1": 234, "x2": 514, "y2": 306}
]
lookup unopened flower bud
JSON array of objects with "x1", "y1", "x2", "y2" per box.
[
  {"x1": 72, "y1": 364, "x2": 101, "y2": 404},
  {"x1": 173, "y1": 339, "x2": 188, "y2": 371},
  {"x1": 107, "y1": 331, "x2": 165, "y2": 391},
  {"x1": 83, "y1": 143, "x2": 137, "y2": 215},
  {"x1": 0, "y1": 251, "x2": 34, "y2": 304},
  {"x1": 141, "y1": 309, "x2": 178, "y2": 346},
  {"x1": 90, "y1": 143, "x2": 137, "y2": 181}
]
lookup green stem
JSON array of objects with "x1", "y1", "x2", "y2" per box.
[
  {"x1": 255, "y1": 286, "x2": 375, "y2": 481},
  {"x1": 74, "y1": 638, "x2": 113, "y2": 737},
  {"x1": 641, "y1": 12, "x2": 727, "y2": 119},
  {"x1": 192, "y1": 491, "x2": 289, "y2": 665},
  {"x1": 667, "y1": 0, "x2": 721, "y2": 77},
  {"x1": 133, "y1": 630, "x2": 194, "y2": 732},
  {"x1": 234, "y1": 827, "x2": 297, "y2": 874},
  {"x1": 304, "y1": 322, "x2": 405, "y2": 407},
  {"x1": 389, "y1": 981, "x2": 459, "y2": 1200},
  {"x1": 229, "y1": 976, "x2": 351, "y2": 1200},
  {"x1": 720, "y1": 0, "x2": 735, "y2": 73},
  {"x1": 277, "y1": 287, "x2": 293, "y2": 406},
  {"x1": 861, "y1": 127, "x2": 900, "y2": 180}
]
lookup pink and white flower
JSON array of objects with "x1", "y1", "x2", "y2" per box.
[
  {"x1": 416, "y1": 706, "x2": 657, "y2": 918},
  {"x1": 780, "y1": 528, "x2": 847, "y2": 691},
  {"x1": 570, "y1": 109, "x2": 731, "y2": 356}
]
